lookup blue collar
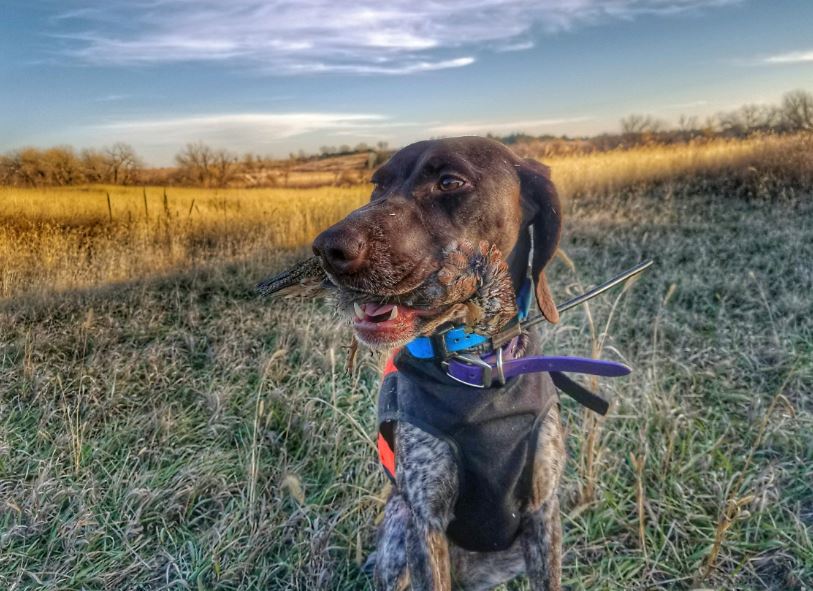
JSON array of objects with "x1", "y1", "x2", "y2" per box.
[{"x1": 405, "y1": 277, "x2": 533, "y2": 360}]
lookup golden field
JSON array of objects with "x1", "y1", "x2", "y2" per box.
[
  {"x1": 0, "y1": 185, "x2": 368, "y2": 298},
  {"x1": 1, "y1": 134, "x2": 811, "y2": 299}
]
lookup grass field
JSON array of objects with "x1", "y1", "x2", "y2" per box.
[{"x1": 0, "y1": 137, "x2": 811, "y2": 590}]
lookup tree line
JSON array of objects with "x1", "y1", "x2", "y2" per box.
[
  {"x1": 619, "y1": 89, "x2": 812, "y2": 138},
  {"x1": 0, "y1": 143, "x2": 143, "y2": 187},
  {"x1": 500, "y1": 89, "x2": 813, "y2": 157},
  {"x1": 2, "y1": 90, "x2": 810, "y2": 188},
  {"x1": 0, "y1": 140, "x2": 385, "y2": 188}
]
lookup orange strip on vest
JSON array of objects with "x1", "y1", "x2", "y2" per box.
[
  {"x1": 378, "y1": 433, "x2": 396, "y2": 478},
  {"x1": 383, "y1": 348, "x2": 400, "y2": 376},
  {"x1": 379, "y1": 348, "x2": 400, "y2": 477}
]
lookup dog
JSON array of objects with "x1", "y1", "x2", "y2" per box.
[{"x1": 308, "y1": 136, "x2": 575, "y2": 591}]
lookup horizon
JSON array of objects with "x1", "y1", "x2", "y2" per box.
[{"x1": 2, "y1": 0, "x2": 812, "y2": 166}]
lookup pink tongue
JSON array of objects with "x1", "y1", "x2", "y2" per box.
[{"x1": 365, "y1": 303, "x2": 396, "y2": 317}]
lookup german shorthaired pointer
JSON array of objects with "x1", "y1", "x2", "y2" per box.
[{"x1": 271, "y1": 136, "x2": 627, "y2": 590}]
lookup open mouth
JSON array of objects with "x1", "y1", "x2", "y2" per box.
[{"x1": 351, "y1": 302, "x2": 434, "y2": 344}]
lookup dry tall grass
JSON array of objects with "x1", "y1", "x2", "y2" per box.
[
  {"x1": 2, "y1": 134, "x2": 811, "y2": 300},
  {"x1": 547, "y1": 132, "x2": 813, "y2": 199},
  {"x1": 0, "y1": 185, "x2": 367, "y2": 298}
]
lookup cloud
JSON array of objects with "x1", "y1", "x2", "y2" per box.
[
  {"x1": 496, "y1": 41, "x2": 535, "y2": 53},
  {"x1": 83, "y1": 111, "x2": 600, "y2": 163},
  {"x1": 761, "y1": 49, "x2": 813, "y2": 65},
  {"x1": 428, "y1": 116, "x2": 594, "y2": 135},
  {"x1": 54, "y1": 0, "x2": 739, "y2": 74},
  {"x1": 94, "y1": 93, "x2": 130, "y2": 102},
  {"x1": 656, "y1": 100, "x2": 709, "y2": 111},
  {"x1": 94, "y1": 113, "x2": 389, "y2": 146},
  {"x1": 282, "y1": 57, "x2": 476, "y2": 75}
]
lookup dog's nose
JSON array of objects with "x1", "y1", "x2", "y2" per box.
[{"x1": 313, "y1": 226, "x2": 367, "y2": 274}]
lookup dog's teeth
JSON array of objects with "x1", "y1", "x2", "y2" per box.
[
  {"x1": 354, "y1": 302, "x2": 365, "y2": 319},
  {"x1": 389, "y1": 306, "x2": 398, "y2": 320}
]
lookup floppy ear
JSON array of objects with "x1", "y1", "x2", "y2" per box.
[{"x1": 516, "y1": 158, "x2": 562, "y2": 324}]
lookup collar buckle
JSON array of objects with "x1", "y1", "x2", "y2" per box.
[
  {"x1": 489, "y1": 318, "x2": 522, "y2": 351},
  {"x1": 444, "y1": 353, "x2": 492, "y2": 388},
  {"x1": 443, "y1": 347, "x2": 506, "y2": 388},
  {"x1": 430, "y1": 321, "x2": 456, "y2": 360}
]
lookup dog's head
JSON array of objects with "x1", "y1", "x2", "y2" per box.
[{"x1": 312, "y1": 136, "x2": 561, "y2": 348}]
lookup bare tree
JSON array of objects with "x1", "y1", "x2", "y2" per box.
[
  {"x1": 4, "y1": 149, "x2": 44, "y2": 186},
  {"x1": 175, "y1": 141, "x2": 214, "y2": 186},
  {"x1": 718, "y1": 104, "x2": 776, "y2": 136},
  {"x1": 80, "y1": 148, "x2": 110, "y2": 183},
  {"x1": 42, "y1": 146, "x2": 84, "y2": 185},
  {"x1": 620, "y1": 114, "x2": 667, "y2": 135},
  {"x1": 104, "y1": 143, "x2": 142, "y2": 184},
  {"x1": 0, "y1": 154, "x2": 11, "y2": 185},
  {"x1": 780, "y1": 89, "x2": 813, "y2": 131},
  {"x1": 242, "y1": 152, "x2": 259, "y2": 173},
  {"x1": 0, "y1": 147, "x2": 81, "y2": 186},
  {"x1": 763, "y1": 106, "x2": 783, "y2": 129},
  {"x1": 211, "y1": 148, "x2": 238, "y2": 187},
  {"x1": 620, "y1": 114, "x2": 647, "y2": 134},
  {"x1": 718, "y1": 110, "x2": 744, "y2": 136},
  {"x1": 677, "y1": 114, "x2": 700, "y2": 133}
]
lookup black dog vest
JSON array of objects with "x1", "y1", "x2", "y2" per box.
[{"x1": 377, "y1": 348, "x2": 558, "y2": 553}]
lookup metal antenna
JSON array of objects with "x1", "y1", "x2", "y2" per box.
[{"x1": 525, "y1": 259, "x2": 654, "y2": 330}]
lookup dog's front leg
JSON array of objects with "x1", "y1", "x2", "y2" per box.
[
  {"x1": 405, "y1": 517, "x2": 451, "y2": 591},
  {"x1": 397, "y1": 422, "x2": 458, "y2": 591},
  {"x1": 375, "y1": 493, "x2": 411, "y2": 591},
  {"x1": 520, "y1": 496, "x2": 562, "y2": 591}
]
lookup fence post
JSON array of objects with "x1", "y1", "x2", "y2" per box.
[{"x1": 163, "y1": 188, "x2": 170, "y2": 218}]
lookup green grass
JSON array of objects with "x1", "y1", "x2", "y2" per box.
[{"x1": 1, "y1": 182, "x2": 811, "y2": 590}]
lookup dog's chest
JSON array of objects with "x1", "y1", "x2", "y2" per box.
[{"x1": 377, "y1": 350, "x2": 557, "y2": 552}]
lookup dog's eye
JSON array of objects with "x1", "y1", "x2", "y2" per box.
[{"x1": 437, "y1": 175, "x2": 465, "y2": 192}]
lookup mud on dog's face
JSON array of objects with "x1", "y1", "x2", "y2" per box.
[{"x1": 312, "y1": 136, "x2": 562, "y2": 349}]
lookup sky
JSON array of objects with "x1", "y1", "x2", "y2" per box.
[{"x1": 1, "y1": 0, "x2": 811, "y2": 165}]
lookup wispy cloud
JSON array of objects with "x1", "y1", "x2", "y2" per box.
[
  {"x1": 85, "y1": 111, "x2": 599, "y2": 161},
  {"x1": 428, "y1": 116, "x2": 594, "y2": 136},
  {"x1": 54, "y1": 0, "x2": 739, "y2": 74},
  {"x1": 495, "y1": 41, "x2": 535, "y2": 53},
  {"x1": 94, "y1": 93, "x2": 130, "y2": 102},
  {"x1": 656, "y1": 100, "x2": 709, "y2": 111},
  {"x1": 281, "y1": 57, "x2": 475, "y2": 75},
  {"x1": 761, "y1": 49, "x2": 813, "y2": 65},
  {"x1": 95, "y1": 113, "x2": 389, "y2": 144}
]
